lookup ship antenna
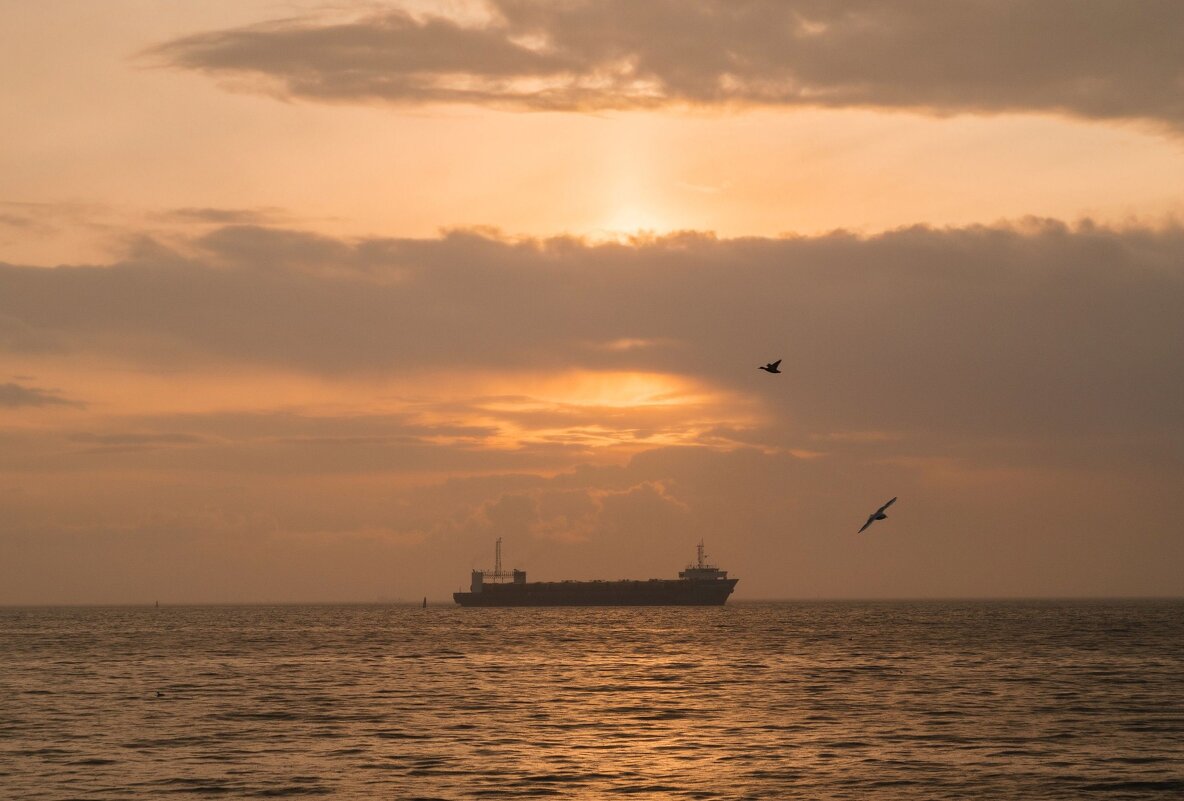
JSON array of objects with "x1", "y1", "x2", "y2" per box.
[
  {"x1": 697, "y1": 540, "x2": 705, "y2": 568},
  {"x1": 496, "y1": 537, "x2": 502, "y2": 576}
]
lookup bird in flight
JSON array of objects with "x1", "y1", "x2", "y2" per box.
[
  {"x1": 858, "y1": 497, "x2": 897, "y2": 533},
  {"x1": 759, "y1": 359, "x2": 782, "y2": 373}
]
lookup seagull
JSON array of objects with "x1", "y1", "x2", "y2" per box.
[
  {"x1": 858, "y1": 497, "x2": 897, "y2": 533},
  {"x1": 759, "y1": 359, "x2": 782, "y2": 374}
]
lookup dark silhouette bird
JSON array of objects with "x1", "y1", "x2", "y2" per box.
[
  {"x1": 858, "y1": 497, "x2": 897, "y2": 533},
  {"x1": 759, "y1": 359, "x2": 782, "y2": 374}
]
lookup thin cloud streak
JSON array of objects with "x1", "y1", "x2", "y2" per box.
[
  {"x1": 0, "y1": 381, "x2": 81, "y2": 408},
  {"x1": 158, "y1": 207, "x2": 291, "y2": 226},
  {"x1": 148, "y1": 0, "x2": 1184, "y2": 132}
]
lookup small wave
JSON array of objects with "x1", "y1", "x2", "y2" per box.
[
  {"x1": 219, "y1": 711, "x2": 299, "y2": 721},
  {"x1": 374, "y1": 730, "x2": 428, "y2": 739},
  {"x1": 402, "y1": 767, "x2": 477, "y2": 777},
  {"x1": 248, "y1": 784, "x2": 333, "y2": 797},
  {"x1": 145, "y1": 776, "x2": 236, "y2": 795},
  {"x1": 14, "y1": 747, "x2": 71, "y2": 756},
  {"x1": 518, "y1": 773, "x2": 591, "y2": 784},
  {"x1": 1081, "y1": 780, "x2": 1184, "y2": 793},
  {"x1": 868, "y1": 779, "x2": 920, "y2": 787},
  {"x1": 746, "y1": 770, "x2": 803, "y2": 780},
  {"x1": 641, "y1": 709, "x2": 691, "y2": 720},
  {"x1": 644, "y1": 673, "x2": 682, "y2": 683}
]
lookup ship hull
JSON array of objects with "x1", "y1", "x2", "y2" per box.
[{"x1": 453, "y1": 578, "x2": 738, "y2": 607}]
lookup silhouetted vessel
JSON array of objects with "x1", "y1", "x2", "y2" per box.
[{"x1": 453, "y1": 539, "x2": 738, "y2": 607}]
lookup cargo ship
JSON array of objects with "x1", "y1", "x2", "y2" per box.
[{"x1": 453, "y1": 539, "x2": 738, "y2": 607}]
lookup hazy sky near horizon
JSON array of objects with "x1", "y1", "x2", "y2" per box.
[{"x1": 3, "y1": 0, "x2": 1182, "y2": 603}]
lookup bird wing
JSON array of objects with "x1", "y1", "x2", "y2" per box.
[
  {"x1": 770, "y1": 359, "x2": 782, "y2": 369},
  {"x1": 858, "y1": 515, "x2": 875, "y2": 533},
  {"x1": 876, "y1": 497, "x2": 897, "y2": 515}
]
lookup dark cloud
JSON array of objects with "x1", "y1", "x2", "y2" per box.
[
  {"x1": 0, "y1": 213, "x2": 40, "y2": 230},
  {"x1": 0, "y1": 201, "x2": 112, "y2": 235},
  {"x1": 2, "y1": 220, "x2": 1181, "y2": 455},
  {"x1": 70, "y1": 432, "x2": 205, "y2": 445},
  {"x1": 0, "y1": 382, "x2": 80, "y2": 408},
  {"x1": 0, "y1": 204, "x2": 60, "y2": 239},
  {"x1": 148, "y1": 1, "x2": 1184, "y2": 131},
  {"x1": 68, "y1": 432, "x2": 207, "y2": 454}
]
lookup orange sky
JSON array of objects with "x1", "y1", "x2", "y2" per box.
[{"x1": 2, "y1": 1, "x2": 1183, "y2": 603}]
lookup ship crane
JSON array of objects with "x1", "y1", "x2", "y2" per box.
[
  {"x1": 469, "y1": 538, "x2": 526, "y2": 592},
  {"x1": 482, "y1": 537, "x2": 516, "y2": 582}
]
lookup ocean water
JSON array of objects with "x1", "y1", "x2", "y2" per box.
[{"x1": 1, "y1": 601, "x2": 1182, "y2": 800}]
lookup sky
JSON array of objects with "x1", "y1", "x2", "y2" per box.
[{"x1": 2, "y1": 0, "x2": 1182, "y2": 604}]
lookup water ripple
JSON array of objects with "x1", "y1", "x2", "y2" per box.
[{"x1": 1, "y1": 601, "x2": 1181, "y2": 799}]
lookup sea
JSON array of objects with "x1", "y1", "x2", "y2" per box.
[{"x1": 1, "y1": 601, "x2": 1181, "y2": 800}]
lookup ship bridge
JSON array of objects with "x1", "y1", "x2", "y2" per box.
[{"x1": 678, "y1": 540, "x2": 729, "y2": 581}]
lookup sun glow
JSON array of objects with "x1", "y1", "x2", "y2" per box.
[
  {"x1": 596, "y1": 205, "x2": 674, "y2": 239},
  {"x1": 478, "y1": 371, "x2": 699, "y2": 410},
  {"x1": 411, "y1": 369, "x2": 763, "y2": 453}
]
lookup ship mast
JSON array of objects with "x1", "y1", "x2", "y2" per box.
[
  {"x1": 481, "y1": 537, "x2": 515, "y2": 582},
  {"x1": 679, "y1": 540, "x2": 727, "y2": 581}
]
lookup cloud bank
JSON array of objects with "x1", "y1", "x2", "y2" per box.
[
  {"x1": 4, "y1": 220, "x2": 1183, "y2": 447},
  {"x1": 149, "y1": 0, "x2": 1184, "y2": 131},
  {"x1": 3, "y1": 220, "x2": 1182, "y2": 601}
]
